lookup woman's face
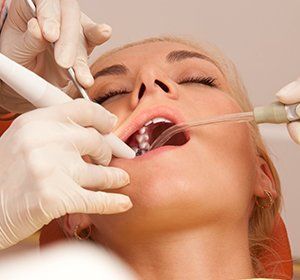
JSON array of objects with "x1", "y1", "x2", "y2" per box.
[{"x1": 87, "y1": 41, "x2": 259, "y2": 236}]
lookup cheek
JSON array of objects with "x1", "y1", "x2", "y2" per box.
[
  {"x1": 191, "y1": 121, "x2": 257, "y2": 213},
  {"x1": 109, "y1": 121, "x2": 257, "y2": 223},
  {"x1": 104, "y1": 90, "x2": 257, "y2": 224},
  {"x1": 184, "y1": 89, "x2": 258, "y2": 188}
]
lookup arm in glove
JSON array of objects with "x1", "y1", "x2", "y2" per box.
[
  {"x1": 0, "y1": 0, "x2": 111, "y2": 113},
  {"x1": 0, "y1": 99, "x2": 132, "y2": 250}
]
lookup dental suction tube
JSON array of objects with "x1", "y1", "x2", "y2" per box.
[
  {"x1": 0, "y1": 53, "x2": 135, "y2": 159},
  {"x1": 254, "y1": 102, "x2": 300, "y2": 124}
]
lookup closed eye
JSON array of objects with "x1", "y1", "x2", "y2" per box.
[
  {"x1": 94, "y1": 75, "x2": 217, "y2": 105},
  {"x1": 178, "y1": 76, "x2": 217, "y2": 87},
  {"x1": 94, "y1": 89, "x2": 130, "y2": 105}
]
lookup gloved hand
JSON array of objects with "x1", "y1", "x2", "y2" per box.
[
  {"x1": 0, "y1": 99, "x2": 132, "y2": 250},
  {"x1": 276, "y1": 79, "x2": 300, "y2": 144},
  {"x1": 0, "y1": 0, "x2": 111, "y2": 113}
]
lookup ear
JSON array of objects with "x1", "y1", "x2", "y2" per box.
[
  {"x1": 61, "y1": 214, "x2": 92, "y2": 238},
  {"x1": 254, "y1": 156, "x2": 278, "y2": 200}
]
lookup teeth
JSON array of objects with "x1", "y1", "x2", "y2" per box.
[
  {"x1": 144, "y1": 120, "x2": 152, "y2": 126},
  {"x1": 152, "y1": 117, "x2": 172, "y2": 124},
  {"x1": 139, "y1": 127, "x2": 147, "y2": 134},
  {"x1": 140, "y1": 117, "x2": 172, "y2": 130},
  {"x1": 143, "y1": 117, "x2": 172, "y2": 127},
  {"x1": 130, "y1": 117, "x2": 173, "y2": 156},
  {"x1": 139, "y1": 142, "x2": 150, "y2": 150},
  {"x1": 136, "y1": 134, "x2": 149, "y2": 143}
]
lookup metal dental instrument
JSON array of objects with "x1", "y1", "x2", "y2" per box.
[
  {"x1": 21, "y1": 0, "x2": 135, "y2": 159},
  {"x1": 25, "y1": 0, "x2": 90, "y2": 100},
  {"x1": 150, "y1": 102, "x2": 300, "y2": 150},
  {"x1": 0, "y1": 53, "x2": 136, "y2": 159}
]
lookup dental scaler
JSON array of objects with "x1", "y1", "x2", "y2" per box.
[{"x1": 0, "y1": 53, "x2": 135, "y2": 159}]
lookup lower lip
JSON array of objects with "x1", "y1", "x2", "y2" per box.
[{"x1": 132, "y1": 144, "x2": 186, "y2": 160}]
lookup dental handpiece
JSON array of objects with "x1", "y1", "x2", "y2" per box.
[
  {"x1": 150, "y1": 102, "x2": 300, "y2": 150},
  {"x1": 0, "y1": 53, "x2": 135, "y2": 159}
]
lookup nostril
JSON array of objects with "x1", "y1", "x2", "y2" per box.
[
  {"x1": 155, "y1": 80, "x2": 169, "y2": 93},
  {"x1": 138, "y1": 83, "x2": 146, "y2": 99}
]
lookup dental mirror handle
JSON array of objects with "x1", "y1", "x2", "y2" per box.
[
  {"x1": 254, "y1": 102, "x2": 300, "y2": 124},
  {"x1": 0, "y1": 53, "x2": 135, "y2": 159}
]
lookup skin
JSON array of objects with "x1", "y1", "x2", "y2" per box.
[{"x1": 65, "y1": 41, "x2": 277, "y2": 280}]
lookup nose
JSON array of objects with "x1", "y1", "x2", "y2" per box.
[
  {"x1": 138, "y1": 80, "x2": 169, "y2": 99},
  {"x1": 131, "y1": 68, "x2": 178, "y2": 108}
]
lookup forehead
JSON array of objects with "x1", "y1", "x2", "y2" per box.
[{"x1": 91, "y1": 41, "x2": 212, "y2": 73}]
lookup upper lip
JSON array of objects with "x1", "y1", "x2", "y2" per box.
[{"x1": 115, "y1": 105, "x2": 186, "y2": 142}]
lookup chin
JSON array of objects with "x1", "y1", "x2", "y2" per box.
[{"x1": 94, "y1": 118, "x2": 256, "y2": 235}]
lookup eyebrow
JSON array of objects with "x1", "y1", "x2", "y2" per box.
[
  {"x1": 93, "y1": 64, "x2": 129, "y2": 80},
  {"x1": 166, "y1": 50, "x2": 215, "y2": 65},
  {"x1": 93, "y1": 50, "x2": 217, "y2": 80}
]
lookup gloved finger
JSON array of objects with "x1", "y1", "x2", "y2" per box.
[
  {"x1": 76, "y1": 163, "x2": 130, "y2": 190},
  {"x1": 276, "y1": 79, "x2": 300, "y2": 104},
  {"x1": 21, "y1": 122, "x2": 113, "y2": 165},
  {"x1": 22, "y1": 18, "x2": 49, "y2": 67},
  {"x1": 287, "y1": 121, "x2": 300, "y2": 144},
  {"x1": 54, "y1": 0, "x2": 80, "y2": 68},
  {"x1": 73, "y1": 37, "x2": 94, "y2": 88},
  {"x1": 64, "y1": 126, "x2": 113, "y2": 165},
  {"x1": 17, "y1": 99, "x2": 118, "y2": 135},
  {"x1": 73, "y1": 56, "x2": 94, "y2": 88},
  {"x1": 81, "y1": 13, "x2": 112, "y2": 50},
  {"x1": 35, "y1": 0, "x2": 61, "y2": 42},
  {"x1": 66, "y1": 186, "x2": 132, "y2": 214}
]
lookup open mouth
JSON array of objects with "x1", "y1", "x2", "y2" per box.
[{"x1": 125, "y1": 117, "x2": 189, "y2": 156}]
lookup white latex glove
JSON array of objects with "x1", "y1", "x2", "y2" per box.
[
  {"x1": 276, "y1": 79, "x2": 300, "y2": 144},
  {"x1": 0, "y1": 99, "x2": 132, "y2": 250},
  {"x1": 0, "y1": 0, "x2": 111, "y2": 113}
]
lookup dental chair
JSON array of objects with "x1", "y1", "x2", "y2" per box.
[{"x1": 0, "y1": 118, "x2": 294, "y2": 279}]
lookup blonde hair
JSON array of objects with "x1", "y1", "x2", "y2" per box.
[{"x1": 92, "y1": 36, "x2": 285, "y2": 277}]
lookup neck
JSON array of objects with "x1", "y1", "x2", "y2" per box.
[{"x1": 93, "y1": 222, "x2": 254, "y2": 280}]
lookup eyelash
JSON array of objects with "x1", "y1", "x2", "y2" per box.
[
  {"x1": 178, "y1": 76, "x2": 217, "y2": 87},
  {"x1": 94, "y1": 76, "x2": 217, "y2": 105},
  {"x1": 94, "y1": 89, "x2": 130, "y2": 105}
]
